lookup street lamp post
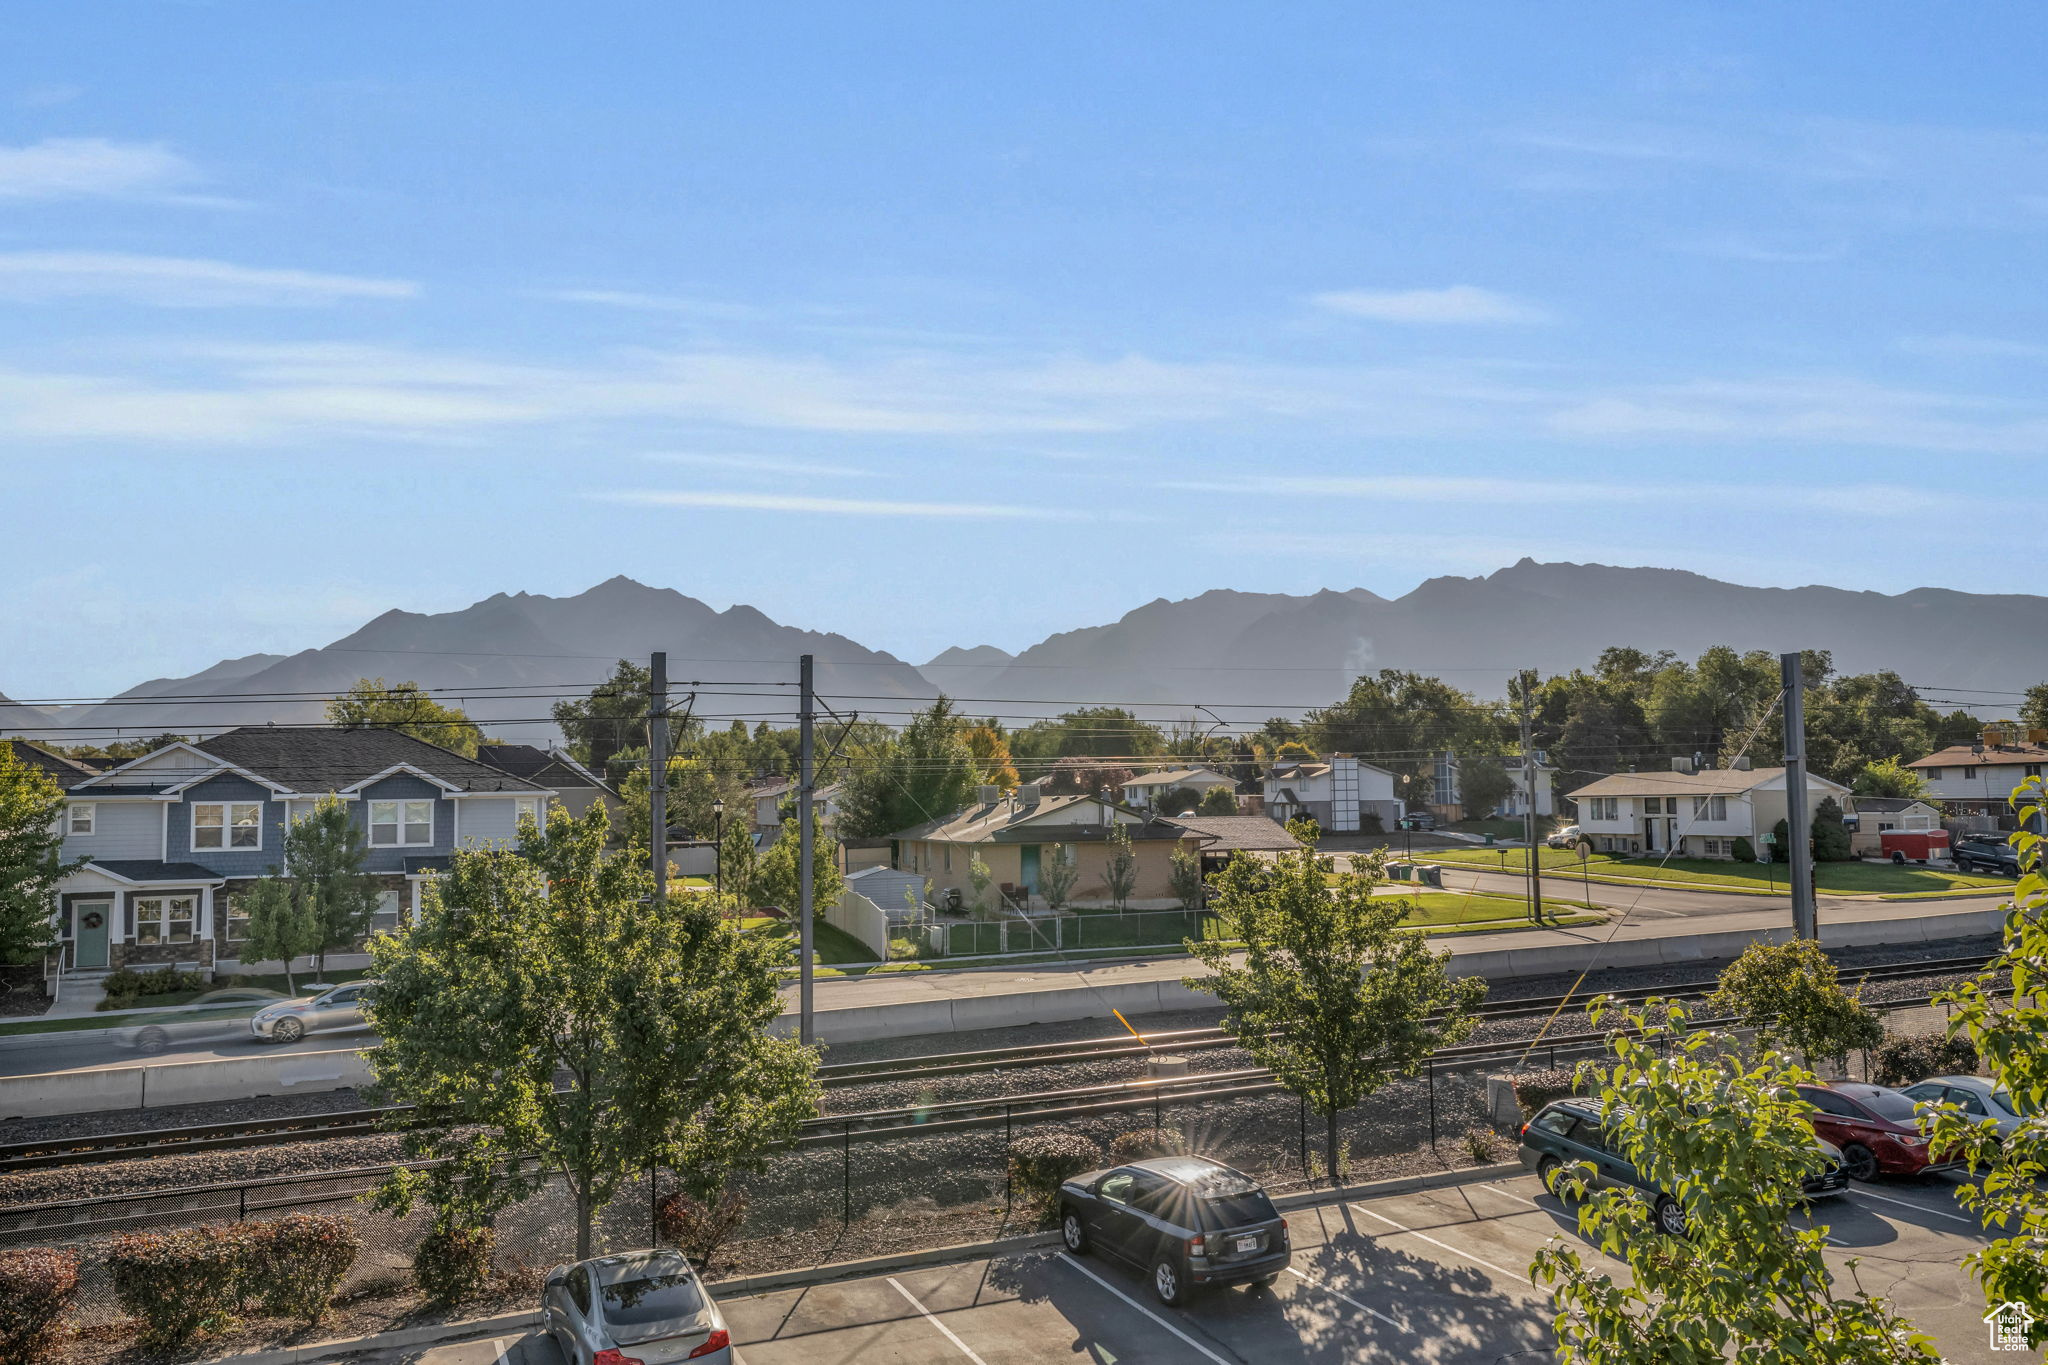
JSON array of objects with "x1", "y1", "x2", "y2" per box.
[{"x1": 713, "y1": 798, "x2": 726, "y2": 894}]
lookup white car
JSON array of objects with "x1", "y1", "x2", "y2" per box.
[
  {"x1": 248, "y1": 980, "x2": 377, "y2": 1044},
  {"x1": 1544, "y1": 825, "x2": 1583, "y2": 849},
  {"x1": 1898, "y1": 1075, "x2": 2033, "y2": 1140},
  {"x1": 542, "y1": 1249, "x2": 733, "y2": 1364}
]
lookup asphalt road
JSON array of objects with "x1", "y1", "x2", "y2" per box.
[
  {"x1": 0, "y1": 1023, "x2": 368, "y2": 1078},
  {"x1": 402, "y1": 1168, "x2": 2011, "y2": 1365}
]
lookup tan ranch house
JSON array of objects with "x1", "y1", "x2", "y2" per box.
[
  {"x1": 893, "y1": 787, "x2": 1205, "y2": 909},
  {"x1": 1569, "y1": 761, "x2": 1851, "y2": 859}
]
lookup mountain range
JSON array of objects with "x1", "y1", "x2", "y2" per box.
[{"x1": 10, "y1": 562, "x2": 2046, "y2": 744}]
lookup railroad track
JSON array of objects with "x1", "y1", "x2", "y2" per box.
[{"x1": 0, "y1": 952, "x2": 1996, "y2": 1174}]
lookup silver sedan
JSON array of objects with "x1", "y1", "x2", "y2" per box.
[
  {"x1": 541, "y1": 1250, "x2": 732, "y2": 1365},
  {"x1": 248, "y1": 980, "x2": 378, "y2": 1044},
  {"x1": 1899, "y1": 1075, "x2": 2034, "y2": 1140}
]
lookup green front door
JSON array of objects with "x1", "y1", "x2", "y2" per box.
[
  {"x1": 73, "y1": 900, "x2": 110, "y2": 970},
  {"x1": 1019, "y1": 844, "x2": 1041, "y2": 894}
]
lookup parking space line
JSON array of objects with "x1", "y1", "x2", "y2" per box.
[
  {"x1": 1055, "y1": 1254, "x2": 1236, "y2": 1365},
  {"x1": 1847, "y1": 1189, "x2": 1977, "y2": 1226},
  {"x1": 1349, "y1": 1203, "x2": 1535, "y2": 1286},
  {"x1": 1478, "y1": 1182, "x2": 1546, "y2": 1210},
  {"x1": 1286, "y1": 1265, "x2": 1403, "y2": 1330},
  {"x1": 886, "y1": 1276, "x2": 991, "y2": 1365}
]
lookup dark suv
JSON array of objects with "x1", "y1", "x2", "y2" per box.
[
  {"x1": 1058, "y1": 1155, "x2": 1290, "y2": 1306},
  {"x1": 1520, "y1": 1099, "x2": 1848, "y2": 1235},
  {"x1": 1952, "y1": 837, "x2": 2022, "y2": 877}
]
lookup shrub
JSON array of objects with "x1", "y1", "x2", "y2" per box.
[
  {"x1": 106, "y1": 1225, "x2": 251, "y2": 1348},
  {"x1": 1869, "y1": 1030, "x2": 1978, "y2": 1089},
  {"x1": 1462, "y1": 1127, "x2": 1504, "y2": 1164},
  {"x1": 653, "y1": 1188, "x2": 749, "y2": 1267},
  {"x1": 245, "y1": 1212, "x2": 359, "y2": 1324},
  {"x1": 412, "y1": 1221, "x2": 495, "y2": 1305},
  {"x1": 1511, "y1": 1068, "x2": 1577, "y2": 1117},
  {"x1": 0, "y1": 1249, "x2": 78, "y2": 1365},
  {"x1": 1008, "y1": 1132, "x2": 1104, "y2": 1219},
  {"x1": 1731, "y1": 836, "x2": 1757, "y2": 863},
  {"x1": 1108, "y1": 1127, "x2": 1187, "y2": 1164}
]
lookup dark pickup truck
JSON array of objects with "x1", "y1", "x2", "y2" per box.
[{"x1": 1952, "y1": 836, "x2": 2023, "y2": 877}]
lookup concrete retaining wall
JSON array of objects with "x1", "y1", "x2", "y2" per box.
[{"x1": 0, "y1": 1047, "x2": 375, "y2": 1120}]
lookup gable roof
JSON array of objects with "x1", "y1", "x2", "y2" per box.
[
  {"x1": 1121, "y1": 767, "x2": 1234, "y2": 789},
  {"x1": 4, "y1": 739, "x2": 100, "y2": 791},
  {"x1": 473, "y1": 743, "x2": 615, "y2": 792},
  {"x1": 79, "y1": 727, "x2": 551, "y2": 797},
  {"x1": 1908, "y1": 743, "x2": 2048, "y2": 770},
  {"x1": 1849, "y1": 796, "x2": 1939, "y2": 814},
  {"x1": 892, "y1": 793, "x2": 1193, "y2": 844},
  {"x1": 1171, "y1": 815, "x2": 1304, "y2": 853},
  {"x1": 1570, "y1": 766, "x2": 1850, "y2": 798}
]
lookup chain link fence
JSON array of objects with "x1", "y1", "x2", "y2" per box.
[{"x1": 908, "y1": 908, "x2": 1226, "y2": 957}]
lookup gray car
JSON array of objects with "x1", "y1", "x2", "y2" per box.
[
  {"x1": 1899, "y1": 1075, "x2": 2034, "y2": 1140},
  {"x1": 248, "y1": 980, "x2": 378, "y2": 1044},
  {"x1": 116, "y1": 986, "x2": 288, "y2": 1054},
  {"x1": 541, "y1": 1249, "x2": 733, "y2": 1365}
]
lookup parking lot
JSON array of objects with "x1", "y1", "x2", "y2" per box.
[{"x1": 409, "y1": 1169, "x2": 2010, "y2": 1365}]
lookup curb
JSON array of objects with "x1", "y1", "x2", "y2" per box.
[{"x1": 195, "y1": 1159, "x2": 1527, "y2": 1362}]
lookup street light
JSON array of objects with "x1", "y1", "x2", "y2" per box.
[{"x1": 712, "y1": 798, "x2": 726, "y2": 894}]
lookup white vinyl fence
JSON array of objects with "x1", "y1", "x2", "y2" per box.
[{"x1": 826, "y1": 889, "x2": 893, "y2": 960}]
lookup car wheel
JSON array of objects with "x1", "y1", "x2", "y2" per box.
[
  {"x1": 1653, "y1": 1195, "x2": 1688, "y2": 1237},
  {"x1": 272, "y1": 1017, "x2": 306, "y2": 1044},
  {"x1": 135, "y1": 1026, "x2": 170, "y2": 1055},
  {"x1": 1537, "y1": 1155, "x2": 1566, "y2": 1197},
  {"x1": 1151, "y1": 1257, "x2": 1187, "y2": 1307},
  {"x1": 1891, "y1": 851, "x2": 1906, "y2": 865},
  {"x1": 1060, "y1": 1207, "x2": 1089, "y2": 1254},
  {"x1": 1841, "y1": 1143, "x2": 1879, "y2": 1182}
]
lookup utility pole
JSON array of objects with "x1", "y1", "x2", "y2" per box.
[
  {"x1": 648, "y1": 652, "x2": 669, "y2": 907},
  {"x1": 1518, "y1": 669, "x2": 1544, "y2": 926},
  {"x1": 798, "y1": 653, "x2": 816, "y2": 1046},
  {"x1": 1781, "y1": 651, "x2": 1817, "y2": 939}
]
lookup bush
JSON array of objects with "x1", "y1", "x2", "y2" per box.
[
  {"x1": 245, "y1": 1212, "x2": 359, "y2": 1324},
  {"x1": 1870, "y1": 1030, "x2": 1978, "y2": 1089},
  {"x1": 1462, "y1": 1127, "x2": 1504, "y2": 1164},
  {"x1": 106, "y1": 1225, "x2": 251, "y2": 1348},
  {"x1": 653, "y1": 1188, "x2": 749, "y2": 1267},
  {"x1": 412, "y1": 1222, "x2": 495, "y2": 1305},
  {"x1": 0, "y1": 1249, "x2": 78, "y2": 1365},
  {"x1": 1107, "y1": 1128, "x2": 1187, "y2": 1164},
  {"x1": 1731, "y1": 836, "x2": 1756, "y2": 863},
  {"x1": 1511, "y1": 1068, "x2": 1577, "y2": 1117},
  {"x1": 1008, "y1": 1132, "x2": 1104, "y2": 1218}
]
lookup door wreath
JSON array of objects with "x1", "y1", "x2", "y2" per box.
[{"x1": 80, "y1": 910, "x2": 104, "y2": 931}]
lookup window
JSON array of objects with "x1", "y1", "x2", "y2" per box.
[
  {"x1": 943, "y1": 846, "x2": 952, "y2": 872},
  {"x1": 134, "y1": 895, "x2": 197, "y2": 945},
  {"x1": 1587, "y1": 796, "x2": 1619, "y2": 821},
  {"x1": 226, "y1": 896, "x2": 249, "y2": 941},
  {"x1": 513, "y1": 795, "x2": 542, "y2": 828},
  {"x1": 370, "y1": 800, "x2": 433, "y2": 847},
  {"x1": 2028, "y1": 765, "x2": 2043, "y2": 779},
  {"x1": 1963, "y1": 766, "x2": 1978, "y2": 779},
  {"x1": 1690, "y1": 795, "x2": 1727, "y2": 821},
  {"x1": 1097, "y1": 1171, "x2": 1138, "y2": 1204},
  {"x1": 192, "y1": 802, "x2": 262, "y2": 850},
  {"x1": 371, "y1": 889, "x2": 402, "y2": 934},
  {"x1": 1922, "y1": 767, "x2": 1941, "y2": 781},
  {"x1": 66, "y1": 804, "x2": 95, "y2": 836}
]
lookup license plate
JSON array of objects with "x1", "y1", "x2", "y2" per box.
[{"x1": 1234, "y1": 1235, "x2": 1259, "y2": 1254}]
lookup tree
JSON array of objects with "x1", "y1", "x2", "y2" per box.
[
  {"x1": 0, "y1": 747, "x2": 78, "y2": 964},
  {"x1": 551, "y1": 660, "x2": 651, "y2": 779},
  {"x1": 751, "y1": 817, "x2": 845, "y2": 916},
  {"x1": 1008, "y1": 708, "x2": 1166, "y2": 768},
  {"x1": 234, "y1": 875, "x2": 323, "y2": 995},
  {"x1": 327, "y1": 679, "x2": 484, "y2": 757},
  {"x1": 1149, "y1": 786, "x2": 1201, "y2": 816},
  {"x1": 1102, "y1": 824, "x2": 1138, "y2": 911},
  {"x1": 1039, "y1": 844, "x2": 1079, "y2": 913},
  {"x1": 1850, "y1": 756, "x2": 1929, "y2": 800},
  {"x1": 1043, "y1": 757, "x2": 1136, "y2": 799},
  {"x1": 619, "y1": 756, "x2": 749, "y2": 852},
  {"x1": 1929, "y1": 775, "x2": 2048, "y2": 1347},
  {"x1": 1186, "y1": 834, "x2": 1486, "y2": 1181},
  {"x1": 1168, "y1": 844, "x2": 1205, "y2": 912},
  {"x1": 717, "y1": 818, "x2": 756, "y2": 904},
  {"x1": 366, "y1": 803, "x2": 819, "y2": 1262},
  {"x1": 1305, "y1": 670, "x2": 1500, "y2": 802},
  {"x1": 964, "y1": 725, "x2": 1020, "y2": 790},
  {"x1": 1531, "y1": 998, "x2": 1940, "y2": 1363},
  {"x1": 1198, "y1": 784, "x2": 1238, "y2": 816},
  {"x1": 2024, "y1": 683, "x2": 2048, "y2": 733},
  {"x1": 836, "y1": 698, "x2": 981, "y2": 838},
  {"x1": 967, "y1": 854, "x2": 992, "y2": 913},
  {"x1": 1456, "y1": 757, "x2": 1515, "y2": 821},
  {"x1": 1708, "y1": 939, "x2": 1881, "y2": 1069},
  {"x1": 1811, "y1": 796, "x2": 1853, "y2": 862}
]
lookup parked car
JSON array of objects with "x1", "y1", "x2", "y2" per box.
[
  {"x1": 1952, "y1": 836, "x2": 2022, "y2": 877},
  {"x1": 1793, "y1": 1082, "x2": 1960, "y2": 1180},
  {"x1": 1058, "y1": 1155, "x2": 1291, "y2": 1306},
  {"x1": 116, "y1": 986, "x2": 288, "y2": 1054},
  {"x1": 1520, "y1": 1099, "x2": 1847, "y2": 1236},
  {"x1": 1897, "y1": 1075, "x2": 2033, "y2": 1140},
  {"x1": 1401, "y1": 811, "x2": 1438, "y2": 831},
  {"x1": 1545, "y1": 825, "x2": 1583, "y2": 849},
  {"x1": 542, "y1": 1249, "x2": 732, "y2": 1364},
  {"x1": 248, "y1": 980, "x2": 379, "y2": 1044}
]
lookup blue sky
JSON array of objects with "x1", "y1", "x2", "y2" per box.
[{"x1": 5, "y1": 3, "x2": 2047, "y2": 697}]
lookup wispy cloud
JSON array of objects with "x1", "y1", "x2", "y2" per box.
[
  {"x1": 643, "y1": 452, "x2": 875, "y2": 478},
  {"x1": 0, "y1": 137, "x2": 224, "y2": 204},
  {"x1": 1168, "y1": 473, "x2": 1972, "y2": 519},
  {"x1": 591, "y1": 490, "x2": 1076, "y2": 519},
  {"x1": 0, "y1": 252, "x2": 417, "y2": 306},
  {"x1": 1310, "y1": 285, "x2": 1550, "y2": 325}
]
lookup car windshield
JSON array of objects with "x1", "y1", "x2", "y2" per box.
[
  {"x1": 1201, "y1": 1191, "x2": 1277, "y2": 1228},
  {"x1": 1859, "y1": 1091, "x2": 1920, "y2": 1122},
  {"x1": 600, "y1": 1272, "x2": 704, "y2": 1328},
  {"x1": 1993, "y1": 1090, "x2": 2031, "y2": 1116}
]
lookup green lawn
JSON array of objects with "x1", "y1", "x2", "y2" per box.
[
  {"x1": 744, "y1": 916, "x2": 878, "y2": 964},
  {"x1": 1400, "y1": 891, "x2": 1597, "y2": 926},
  {"x1": 1426, "y1": 846, "x2": 2010, "y2": 895}
]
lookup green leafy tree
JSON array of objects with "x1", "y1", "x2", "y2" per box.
[
  {"x1": 1186, "y1": 833, "x2": 1485, "y2": 1180},
  {"x1": 1708, "y1": 939, "x2": 1882, "y2": 1069},
  {"x1": 750, "y1": 817, "x2": 846, "y2": 917},
  {"x1": 551, "y1": 659, "x2": 650, "y2": 778},
  {"x1": 619, "y1": 756, "x2": 749, "y2": 852},
  {"x1": 1008, "y1": 707, "x2": 1167, "y2": 768},
  {"x1": 1102, "y1": 824, "x2": 1138, "y2": 911},
  {"x1": 1850, "y1": 756, "x2": 1930, "y2": 801},
  {"x1": 1456, "y1": 757, "x2": 1515, "y2": 820},
  {"x1": 327, "y1": 678, "x2": 484, "y2": 757},
  {"x1": 1168, "y1": 844, "x2": 1206, "y2": 911},
  {"x1": 1531, "y1": 998, "x2": 1940, "y2": 1363},
  {"x1": 366, "y1": 803, "x2": 819, "y2": 1261},
  {"x1": 836, "y1": 698, "x2": 981, "y2": 837},
  {"x1": 1811, "y1": 796, "x2": 1853, "y2": 862},
  {"x1": 967, "y1": 853, "x2": 992, "y2": 913},
  {"x1": 242, "y1": 797, "x2": 379, "y2": 979},
  {"x1": 1039, "y1": 843, "x2": 1079, "y2": 913},
  {"x1": 235, "y1": 876, "x2": 323, "y2": 995},
  {"x1": 0, "y1": 747, "x2": 79, "y2": 964},
  {"x1": 1148, "y1": 785, "x2": 1201, "y2": 816},
  {"x1": 1305, "y1": 670, "x2": 1501, "y2": 802},
  {"x1": 718, "y1": 818, "x2": 757, "y2": 903},
  {"x1": 1197, "y1": 784, "x2": 1238, "y2": 816},
  {"x1": 2023, "y1": 683, "x2": 2048, "y2": 733},
  {"x1": 964, "y1": 725, "x2": 1020, "y2": 790},
  {"x1": 1929, "y1": 774, "x2": 2048, "y2": 1346}
]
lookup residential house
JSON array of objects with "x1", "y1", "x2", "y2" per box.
[
  {"x1": 1568, "y1": 760, "x2": 1852, "y2": 858},
  {"x1": 5, "y1": 738, "x2": 102, "y2": 791},
  {"x1": 51, "y1": 727, "x2": 558, "y2": 980},
  {"x1": 892, "y1": 786, "x2": 1203, "y2": 909},
  {"x1": 748, "y1": 778, "x2": 843, "y2": 836},
  {"x1": 1907, "y1": 735, "x2": 2048, "y2": 827},
  {"x1": 1118, "y1": 767, "x2": 1238, "y2": 812},
  {"x1": 472, "y1": 743, "x2": 620, "y2": 822},
  {"x1": 1431, "y1": 751, "x2": 1558, "y2": 822},
  {"x1": 1169, "y1": 815, "x2": 1303, "y2": 875},
  {"x1": 1262, "y1": 754, "x2": 1404, "y2": 832},
  {"x1": 1845, "y1": 797, "x2": 1944, "y2": 859}
]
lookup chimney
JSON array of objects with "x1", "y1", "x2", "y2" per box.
[
  {"x1": 1730, "y1": 755, "x2": 1752, "y2": 771},
  {"x1": 977, "y1": 784, "x2": 999, "y2": 807},
  {"x1": 1671, "y1": 756, "x2": 1695, "y2": 775}
]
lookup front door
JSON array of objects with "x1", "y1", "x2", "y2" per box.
[
  {"x1": 73, "y1": 900, "x2": 111, "y2": 969},
  {"x1": 1019, "y1": 845, "x2": 1041, "y2": 894}
]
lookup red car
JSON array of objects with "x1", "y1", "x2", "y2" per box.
[{"x1": 1794, "y1": 1082, "x2": 1958, "y2": 1180}]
